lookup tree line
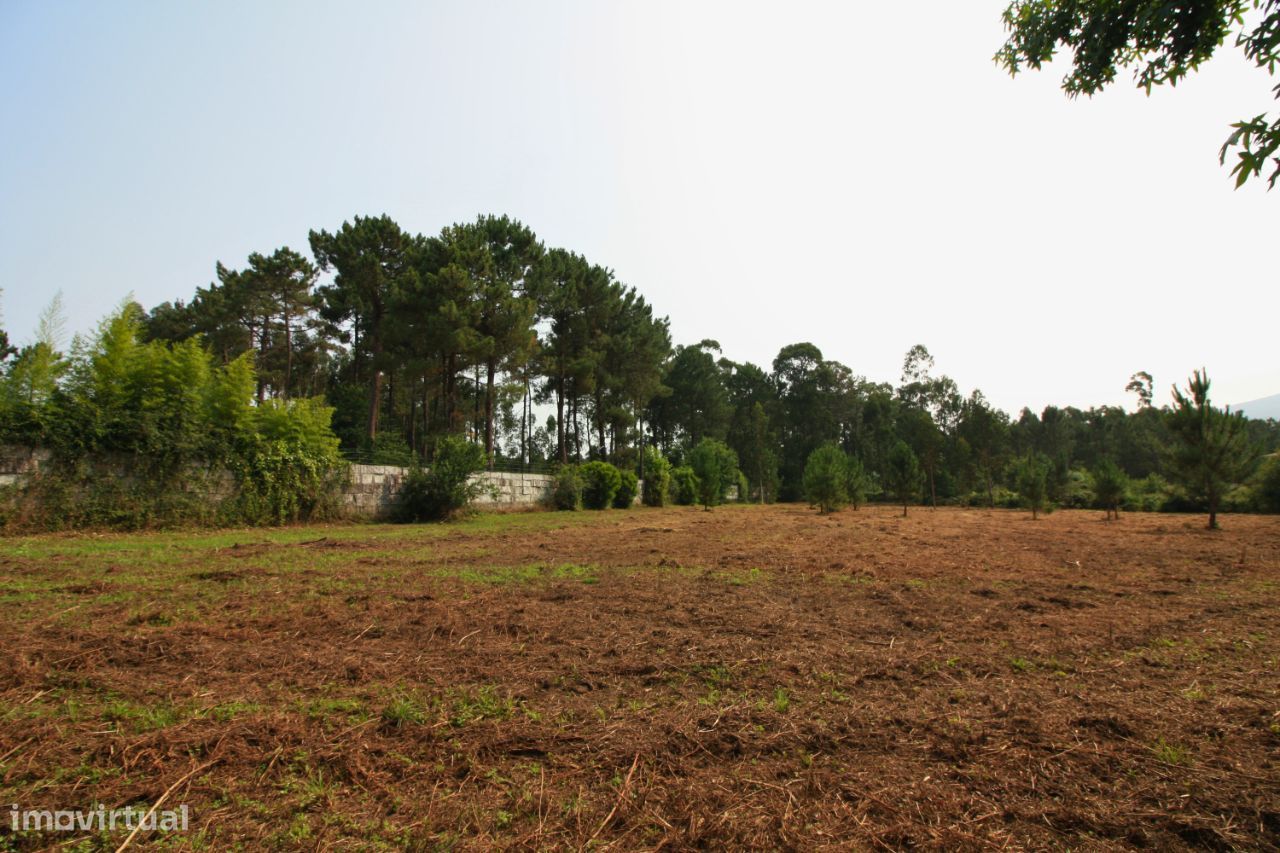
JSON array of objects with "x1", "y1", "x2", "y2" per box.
[{"x1": 1, "y1": 212, "x2": 1277, "y2": 527}]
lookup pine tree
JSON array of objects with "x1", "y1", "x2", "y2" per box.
[
  {"x1": 1165, "y1": 370, "x2": 1258, "y2": 529},
  {"x1": 1092, "y1": 459, "x2": 1129, "y2": 521},
  {"x1": 802, "y1": 442, "x2": 848, "y2": 514},
  {"x1": 1016, "y1": 453, "x2": 1050, "y2": 519},
  {"x1": 885, "y1": 440, "x2": 923, "y2": 517}
]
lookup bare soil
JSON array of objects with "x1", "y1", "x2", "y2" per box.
[{"x1": 1, "y1": 505, "x2": 1278, "y2": 850}]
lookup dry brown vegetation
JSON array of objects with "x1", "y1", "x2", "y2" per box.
[{"x1": 1, "y1": 505, "x2": 1278, "y2": 850}]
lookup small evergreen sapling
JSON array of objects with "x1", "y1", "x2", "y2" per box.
[
  {"x1": 802, "y1": 442, "x2": 848, "y2": 514},
  {"x1": 1091, "y1": 459, "x2": 1129, "y2": 521},
  {"x1": 885, "y1": 441, "x2": 923, "y2": 517}
]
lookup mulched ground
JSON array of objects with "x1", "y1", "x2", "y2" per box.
[{"x1": 1, "y1": 504, "x2": 1277, "y2": 850}]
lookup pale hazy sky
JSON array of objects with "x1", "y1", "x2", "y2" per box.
[{"x1": 1, "y1": 1, "x2": 1275, "y2": 415}]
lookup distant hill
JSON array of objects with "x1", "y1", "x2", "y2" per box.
[{"x1": 1233, "y1": 393, "x2": 1280, "y2": 421}]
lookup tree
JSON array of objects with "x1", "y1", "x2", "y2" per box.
[
  {"x1": 310, "y1": 215, "x2": 419, "y2": 443},
  {"x1": 1165, "y1": 369, "x2": 1259, "y2": 528},
  {"x1": 649, "y1": 341, "x2": 731, "y2": 451},
  {"x1": 898, "y1": 407, "x2": 944, "y2": 508},
  {"x1": 1016, "y1": 453, "x2": 1051, "y2": 519},
  {"x1": 958, "y1": 391, "x2": 1009, "y2": 507},
  {"x1": 1092, "y1": 458, "x2": 1129, "y2": 520},
  {"x1": 996, "y1": 0, "x2": 1280, "y2": 188},
  {"x1": 802, "y1": 442, "x2": 848, "y2": 514},
  {"x1": 844, "y1": 453, "x2": 870, "y2": 509},
  {"x1": 641, "y1": 447, "x2": 672, "y2": 507},
  {"x1": 1126, "y1": 371, "x2": 1154, "y2": 410},
  {"x1": 732, "y1": 399, "x2": 780, "y2": 503},
  {"x1": 471, "y1": 215, "x2": 543, "y2": 464},
  {"x1": 885, "y1": 440, "x2": 923, "y2": 517},
  {"x1": 1256, "y1": 454, "x2": 1280, "y2": 512},
  {"x1": 687, "y1": 438, "x2": 739, "y2": 510},
  {"x1": 246, "y1": 247, "x2": 319, "y2": 400}
]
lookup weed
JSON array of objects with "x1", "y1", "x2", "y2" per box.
[
  {"x1": 382, "y1": 696, "x2": 426, "y2": 728},
  {"x1": 450, "y1": 686, "x2": 514, "y2": 726},
  {"x1": 1151, "y1": 738, "x2": 1192, "y2": 766}
]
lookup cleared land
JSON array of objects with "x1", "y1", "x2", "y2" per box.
[{"x1": 0, "y1": 505, "x2": 1278, "y2": 850}]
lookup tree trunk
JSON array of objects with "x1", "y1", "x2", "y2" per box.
[
  {"x1": 367, "y1": 372, "x2": 383, "y2": 443},
  {"x1": 256, "y1": 319, "x2": 268, "y2": 403},
  {"x1": 520, "y1": 376, "x2": 529, "y2": 467},
  {"x1": 282, "y1": 309, "x2": 293, "y2": 400},
  {"x1": 484, "y1": 357, "x2": 496, "y2": 467},
  {"x1": 556, "y1": 378, "x2": 566, "y2": 464},
  {"x1": 597, "y1": 395, "x2": 607, "y2": 462},
  {"x1": 572, "y1": 395, "x2": 581, "y2": 461}
]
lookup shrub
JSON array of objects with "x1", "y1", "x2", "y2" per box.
[
  {"x1": 551, "y1": 465, "x2": 583, "y2": 511},
  {"x1": 0, "y1": 305, "x2": 346, "y2": 530},
  {"x1": 803, "y1": 442, "x2": 848, "y2": 514},
  {"x1": 1129, "y1": 474, "x2": 1176, "y2": 512},
  {"x1": 735, "y1": 470, "x2": 750, "y2": 502},
  {"x1": 845, "y1": 454, "x2": 869, "y2": 509},
  {"x1": 1091, "y1": 459, "x2": 1129, "y2": 520},
  {"x1": 885, "y1": 440, "x2": 923, "y2": 517},
  {"x1": 613, "y1": 468, "x2": 639, "y2": 508},
  {"x1": 688, "y1": 438, "x2": 739, "y2": 510},
  {"x1": 641, "y1": 448, "x2": 671, "y2": 507},
  {"x1": 1059, "y1": 467, "x2": 1095, "y2": 509},
  {"x1": 392, "y1": 435, "x2": 487, "y2": 522},
  {"x1": 580, "y1": 461, "x2": 622, "y2": 509},
  {"x1": 1256, "y1": 455, "x2": 1280, "y2": 512},
  {"x1": 670, "y1": 465, "x2": 699, "y2": 505},
  {"x1": 368, "y1": 431, "x2": 415, "y2": 466},
  {"x1": 1015, "y1": 453, "x2": 1051, "y2": 519}
]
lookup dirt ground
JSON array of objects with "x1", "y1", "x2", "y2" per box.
[{"x1": 0, "y1": 504, "x2": 1277, "y2": 850}]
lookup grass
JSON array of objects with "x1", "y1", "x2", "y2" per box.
[
  {"x1": 3, "y1": 506, "x2": 1277, "y2": 849},
  {"x1": 381, "y1": 696, "x2": 426, "y2": 728},
  {"x1": 1150, "y1": 738, "x2": 1193, "y2": 766}
]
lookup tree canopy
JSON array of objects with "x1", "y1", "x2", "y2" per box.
[{"x1": 997, "y1": 0, "x2": 1280, "y2": 188}]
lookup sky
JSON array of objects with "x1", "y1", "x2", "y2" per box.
[{"x1": 1, "y1": 1, "x2": 1276, "y2": 416}]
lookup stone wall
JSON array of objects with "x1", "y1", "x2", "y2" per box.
[
  {"x1": 340, "y1": 464, "x2": 558, "y2": 518},
  {"x1": 0, "y1": 446, "x2": 51, "y2": 488},
  {"x1": 1, "y1": 446, "x2": 575, "y2": 521}
]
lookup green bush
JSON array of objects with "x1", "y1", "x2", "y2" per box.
[
  {"x1": 1128, "y1": 474, "x2": 1176, "y2": 513},
  {"x1": 641, "y1": 448, "x2": 671, "y2": 507},
  {"x1": 613, "y1": 468, "x2": 639, "y2": 508},
  {"x1": 844, "y1": 454, "x2": 869, "y2": 509},
  {"x1": 735, "y1": 470, "x2": 750, "y2": 503},
  {"x1": 0, "y1": 305, "x2": 347, "y2": 530},
  {"x1": 551, "y1": 465, "x2": 583, "y2": 511},
  {"x1": 1256, "y1": 455, "x2": 1280, "y2": 512},
  {"x1": 580, "y1": 461, "x2": 622, "y2": 509},
  {"x1": 392, "y1": 436, "x2": 487, "y2": 522},
  {"x1": 233, "y1": 438, "x2": 346, "y2": 525},
  {"x1": 1091, "y1": 459, "x2": 1128, "y2": 519},
  {"x1": 1015, "y1": 453, "x2": 1051, "y2": 519},
  {"x1": 368, "y1": 431, "x2": 415, "y2": 467},
  {"x1": 803, "y1": 442, "x2": 848, "y2": 513},
  {"x1": 688, "y1": 438, "x2": 739, "y2": 510},
  {"x1": 670, "y1": 465, "x2": 699, "y2": 505},
  {"x1": 1060, "y1": 467, "x2": 1095, "y2": 509}
]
